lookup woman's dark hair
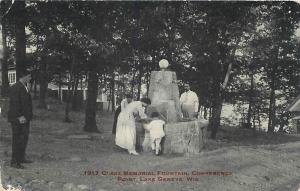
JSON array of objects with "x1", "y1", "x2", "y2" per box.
[{"x1": 140, "y1": 98, "x2": 151, "y2": 105}]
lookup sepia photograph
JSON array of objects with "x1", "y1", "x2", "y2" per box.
[{"x1": 0, "y1": 1, "x2": 299, "y2": 191}]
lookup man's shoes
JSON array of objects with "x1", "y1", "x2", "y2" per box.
[
  {"x1": 20, "y1": 159, "x2": 33, "y2": 164},
  {"x1": 10, "y1": 163, "x2": 25, "y2": 169}
]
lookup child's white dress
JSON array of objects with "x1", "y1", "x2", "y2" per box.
[{"x1": 147, "y1": 119, "x2": 166, "y2": 141}]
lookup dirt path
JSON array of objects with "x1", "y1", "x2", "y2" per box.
[{"x1": 1, "y1": 103, "x2": 300, "y2": 191}]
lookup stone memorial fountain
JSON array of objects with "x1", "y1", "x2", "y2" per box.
[{"x1": 138, "y1": 59, "x2": 209, "y2": 155}]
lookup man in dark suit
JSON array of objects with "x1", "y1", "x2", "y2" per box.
[{"x1": 7, "y1": 70, "x2": 33, "y2": 169}]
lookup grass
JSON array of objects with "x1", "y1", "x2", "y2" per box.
[{"x1": 1, "y1": 98, "x2": 300, "y2": 191}]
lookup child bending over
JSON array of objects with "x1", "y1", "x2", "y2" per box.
[{"x1": 144, "y1": 112, "x2": 166, "y2": 156}]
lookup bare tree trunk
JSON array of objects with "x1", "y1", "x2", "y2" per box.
[
  {"x1": 64, "y1": 54, "x2": 76, "y2": 122},
  {"x1": 210, "y1": 78, "x2": 223, "y2": 139},
  {"x1": 209, "y1": 106, "x2": 212, "y2": 120},
  {"x1": 252, "y1": 115, "x2": 256, "y2": 130},
  {"x1": 131, "y1": 70, "x2": 137, "y2": 98},
  {"x1": 84, "y1": 6, "x2": 101, "y2": 131},
  {"x1": 0, "y1": 15, "x2": 9, "y2": 97},
  {"x1": 202, "y1": 107, "x2": 205, "y2": 119},
  {"x1": 267, "y1": 48, "x2": 279, "y2": 133},
  {"x1": 257, "y1": 108, "x2": 261, "y2": 129},
  {"x1": 267, "y1": 79, "x2": 276, "y2": 132},
  {"x1": 246, "y1": 70, "x2": 254, "y2": 128},
  {"x1": 137, "y1": 66, "x2": 142, "y2": 100},
  {"x1": 72, "y1": 74, "x2": 79, "y2": 111},
  {"x1": 64, "y1": 73, "x2": 73, "y2": 122},
  {"x1": 33, "y1": 80, "x2": 37, "y2": 99},
  {"x1": 111, "y1": 72, "x2": 115, "y2": 112},
  {"x1": 38, "y1": 59, "x2": 47, "y2": 109},
  {"x1": 58, "y1": 73, "x2": 62, "y2": 102},
  {"x1": 14, "y1": 1, "x2": 26, "y2": 80},
  {"x1": 84, "y1": 69, "x2": 99, "y2": 132}
]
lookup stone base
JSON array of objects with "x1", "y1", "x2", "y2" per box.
[{"x1": 137, "y1": 119, "x2": 208, "y2": 155}]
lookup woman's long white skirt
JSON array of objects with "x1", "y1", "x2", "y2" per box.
[{"x1": 115, "y1": 112, "x2": 136, "y2": 151}]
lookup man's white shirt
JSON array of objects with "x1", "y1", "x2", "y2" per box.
[{"x1": 180, "y1": 90, "x2": 199, "y2": 112}]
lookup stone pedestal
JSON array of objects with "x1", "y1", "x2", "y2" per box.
[
  {"x1": 147, "y1": 101, "x2": 178, "y2": 123},
  {"x1": 163, "y1": 119, "x2": 208, "y2": 154},
  {"x1": 138, "y1": 67, "x2": 209, "y2": 155},
  {"x1": 138, "y1": 119, "x2": 208, "y2": 155},
  {"x1": 147, "y1": 71, "x2": 181, "y2": 123}
]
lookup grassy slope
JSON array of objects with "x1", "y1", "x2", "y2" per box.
[{"x1": 0, "y1": 100, "x2": 300, "y2": 191}]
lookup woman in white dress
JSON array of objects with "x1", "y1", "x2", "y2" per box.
[{"x1": 115, "y1": 98, "x2": 151, "y2": 155}]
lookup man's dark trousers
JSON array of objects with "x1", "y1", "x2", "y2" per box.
[
  {"x1": 11, "y1": 121, "x2": 30, "y2": 164},
  {"x1": 8, "y1": 81, "x2": 33, "y2": 166}
]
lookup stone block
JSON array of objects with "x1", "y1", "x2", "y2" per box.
[
  {"x1": 164, "y1": 120, "x2": 207, "y2": 154},
  {"x1": 147, "y1": 71, "x2": 182, "y2": 123},
  {"x1": 137, "y1": 119, "x2": 208, "y2": 155},
  {"x1": 147, "y1": 101, "x2": 180, "y2": 123}
]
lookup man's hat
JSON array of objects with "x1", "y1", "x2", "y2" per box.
[{"x1": 19, "y1": 68, "x2": 33, "y2": 78}]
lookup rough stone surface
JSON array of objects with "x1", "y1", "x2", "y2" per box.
[
  {"x1": 139, "y1": 119, "x2": 208, "y2": 154},
  {"x1": 138, "y1": 69, "x2": 209, "y2": 154},
  {"x1": 147, "y1": 71, "x2": 181, "y2": 123},
  {"x1": 163, "y1": 120, "x2": 208, "y2": 154}
]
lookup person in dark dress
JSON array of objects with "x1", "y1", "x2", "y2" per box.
[
  {"x1": 112, "y1": 94, "x2": 133, "y2": 134},
  {"x1": 7, "y1": 70, "x2": 33, "y2": 169}
]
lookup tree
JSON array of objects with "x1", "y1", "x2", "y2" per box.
[
  {"x1": 12, "y1": 1, "x2": 27, "y2": 79},
  {"x1": 0, "y1": 1, "x2": 10, "y2": 97}
]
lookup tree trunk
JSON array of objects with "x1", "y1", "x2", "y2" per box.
[
  {"x1": 84, "y1": 70, "x2": 99, "y2": 132},
  {"x1": 246, "y1": 71, "x2": 254, "y2": 128},
  {"x1": 14, "y1": 1, "x2": 26, "y2": 80},
  {"x1": 267, "y1": 48, "x2": 279, "y2": 133},
  {"x1": 137, "y1": 66, "x2": 142, "y2": 100},
  {"x1": 209, "y1": 106, "x2": 212, "y2": 120},
  {"x1": 64, "y1": 73, "x2": 73, "y2": 122},
  {"x1": 267, "y1": 79, "x2": 276, "y2": 132},
  {"x1": 257, "y1": 108, "x2": 261, "y2": 130},
  {"x1": 252, "y1": 115, "x2": 256, "y2": 130},
  {"x1": 38, "y1": 59, "x2": 47, "y2": 109},
  {"x1": 107, "y1": 85, "x2": 111, "y2": 112},
  {"x1": 58, "y1": 73, "x2": 62, "y2": 102},
  {"x1": 1, "y1": 16, "x2": 9, "y2": 97},
  {"x1": 33, "y1": 67, "x2": 38, "y2": 99},
  {"x1": 210, "y1": 79, "x2": 223, "y2": 139},
  {"x1": 111, "y1": 72, "x2": 115, "y2": 112},
  {"x1": 131, "y1": 70, "x2": 137, "y2": 98},
  {"x1": 64, "y1": 54, "x2": 77, "y2": 122},
  {"x1": 71, "y1": 74, "x2": 79, "y2": 111},
  {"x1": 204, "y1": 107, "x2": 208, "y2": 120},
  {"x1": 33, "y1": 79, "x2": 37, "y2": 99}
]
